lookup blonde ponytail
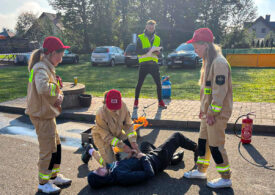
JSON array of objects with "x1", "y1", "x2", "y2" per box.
[{"x1": 28, "y1": 48, "x2": 44, "y2": 71}]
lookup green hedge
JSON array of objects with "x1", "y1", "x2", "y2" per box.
[{"x1": 222, "y1": 48, "x2": 275, "y2": 56}]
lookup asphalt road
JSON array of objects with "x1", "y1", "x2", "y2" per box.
[{"x1": 0, "y1": 112, "x2": 275, "y2": 195}]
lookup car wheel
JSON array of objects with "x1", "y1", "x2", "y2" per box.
[
  {"x1": 92, "y1": 62, "x2": 97, "y2": 66},
  {"x1": 110, "y1": 59, "x2": 115, "y2": 67}
]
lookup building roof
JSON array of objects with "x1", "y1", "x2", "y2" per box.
[
  {"x1": 0, "y1": 29, "x2": 15, "y2": 38},
  {"x1": 244, "y1": 16, "x2": 275, "y2": 31}
]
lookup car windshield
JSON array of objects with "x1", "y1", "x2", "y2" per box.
[
  {"x1": 94, "y1": 47, "x2": 109, "y2": 53},
  {"x1": 126, "y1": 44, "x2": 136, "y2": 52},
  {"x1": 175, "y1": 44, "x2": 194, "y2": 52}
]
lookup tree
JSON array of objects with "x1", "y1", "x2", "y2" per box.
[
  {"x1": 49, "y1": 0, "x2": 93, "y2": 52},
  {"x1": 256, "y1": 40, "x2": 259, "y2": 48},
  {"x1": 15, "y1": 12, "x2": 37, "y2": 36},
  {"x1": 196, "y1": 0, "x2": 257, "y2": 43},
  {"x1": 252, "y1": 39, "x2": 255, "y2": 47},
  {"x1": 226, "y1": 0, "x2": 257, "y2": 30},
  {"x1": 222, "y1": 28, "x2": 254, "y2": 48},
  {"x1": 265, "y1": 39, "x2": 269, "y2": 47},
  {"x1": 260, "y1": 40, "x2": 264, "y2": 48}
]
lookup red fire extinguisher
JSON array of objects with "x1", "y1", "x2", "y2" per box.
[{"x1": 233, "y1": 112, "x2": 255, "y2": 144}]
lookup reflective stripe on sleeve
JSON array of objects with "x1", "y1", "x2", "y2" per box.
[
  {"x1": 111, "y1": 137, "x2": 119, "y2": 147},
  {"x1": 29, "y1": 69, "x2": 34, "y2": 83},
  {"x1": 210, "y1": 104, "x2": 222, "y2": 112},
  {"x1": 216, "y1": 165, "x2": 230, "y2": 172},
  {"x1": 50, "y1": 84, "x2": 56, "y2": 96},
  {"x1": 99, "y1": 157, "x2": 104, "y2": 165},
  {"x1": 127, "y1": 131, "x2": 137, "y2": 138},
  {"x1": 204, "y1": 88, "x2": 212, "y2": 95},
  {"x1": 197, "y1": 158, "x2": 210, "y2": 165}
]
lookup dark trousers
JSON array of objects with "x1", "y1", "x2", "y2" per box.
[
  {"x1": 135, "y1": 64, "x2": 162, "y2": 101},
  {"x1": 148, "y1": 132, "x2": 197, "y2": 173}
]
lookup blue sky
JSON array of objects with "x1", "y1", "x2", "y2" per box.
[{"x1": 0, "y1": 0, "x2": 275, "y2": 31}]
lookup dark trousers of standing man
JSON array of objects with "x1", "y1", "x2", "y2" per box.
[{"x1": 135, "y1": 64, "x2": 162, "y2": 101}]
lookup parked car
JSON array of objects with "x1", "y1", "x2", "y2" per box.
[
  {"x1": 62, "y1": 50, "x2": 79, "y2": 64},
  {"x1": 166, "y1": 43, "x2": 202, "y2": 69},
  {"x1": 91, "y1": 46, "x2": 125, "y2": 67},
  {"x1": 124, "y1": 43, "x2": 138, "y2": 67},
  {"x1": 124, "y1": 43, "x2": 165, "y2": 67},
  {"x1": 14, "y1": 52, "x2": 31, "y2": 65}
]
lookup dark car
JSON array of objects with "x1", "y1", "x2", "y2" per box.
[
  {"x1": 166, "y1": 43, "x2": 202, "y2": 69},
  {"x1": 124, "y1": 43, "x2": 138, "y2": 67},
  {"x1": 62, "y1": 50, "x2": 79, "y2": 64},
  {"x1": 124, "y1": 43, "x2": 165, "y2": 67},
  {"x1": 91, "y1": 46, "x2": 125, "y2": 67}
]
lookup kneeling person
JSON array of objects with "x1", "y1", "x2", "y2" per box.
[{"x1": 92, "y1": 89, "x2": 140, "y2": 166}]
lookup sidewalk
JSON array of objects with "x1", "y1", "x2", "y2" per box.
[{"x1": 0, "y1": 97, "x2": 275, "y2": 133}]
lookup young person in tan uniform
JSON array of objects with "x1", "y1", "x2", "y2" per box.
[
  {"x1": 25, "y1": 37, "x2": 72, "y2": 194},
  {"x1": 89, "y1": 89, "x2": 140, "y2": 167},
  {"x1": 183, "y1": 28, "x2": 233, "y2": 188}
]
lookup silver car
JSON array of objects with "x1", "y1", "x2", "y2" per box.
[{"x1": 91, "y1": 46, "x2": 125, "y2": 67}]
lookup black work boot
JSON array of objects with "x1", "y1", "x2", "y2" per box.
[
  {"x1": 81, "y1": 143, "x2": 93, "y2": 164},
  {"x1": 170, "y1": 150, "x2": 184, "y2": 165}
]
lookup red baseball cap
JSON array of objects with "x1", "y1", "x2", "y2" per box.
[
  {"x1": 186, "y1": 28, "x2": 214, "y2": 44},
  {"x1": 43, "y1": 36, "x2": 70, "y2": 55},
  {"x1": 106, "y1": 89, "x2": 122, "y2": 110}
]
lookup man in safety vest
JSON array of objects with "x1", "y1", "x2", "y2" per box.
[{"x1": 134, "y1": 20, "x2": 167, "y2": 109}]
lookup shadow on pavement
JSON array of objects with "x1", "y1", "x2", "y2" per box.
[
  {"x1": 239, "y1": 142, "x2": 275, "y2": 171},
  {"x1": 137, "y1": 128, "x2": 160, "y2": 146},
  {"x1": 154, "y1": 107, "x2": 163, "y2": 120},
  {"x1": 78, "y1": 164, "x2": 90, "y2": 178}
]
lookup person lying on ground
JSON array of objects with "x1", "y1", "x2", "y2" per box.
[{"x1": 82, "y1": 132, "x2": 198, "y2": 189}]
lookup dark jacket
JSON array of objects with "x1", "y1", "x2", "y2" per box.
[{"x1": 88, "y1": 156, "x2": 155, "y2": 189}]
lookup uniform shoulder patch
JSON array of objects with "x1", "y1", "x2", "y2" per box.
[{"x1": 215, "y1": 75, "x2": 225, "y2": 85}]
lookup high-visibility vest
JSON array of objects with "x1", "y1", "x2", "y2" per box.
[{"x1": 138, "y1": 33, "x2": 160, "y2": 63}]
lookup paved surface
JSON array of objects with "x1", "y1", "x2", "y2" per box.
[
  {"x1": 1, "y1": 97, "x2": 275, "y2": 133},
  {"x1": 0, "y1": 116, "x2": 275, "y2": 195}
]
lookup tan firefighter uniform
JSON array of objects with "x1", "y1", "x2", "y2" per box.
[
  {"x1": 197, "y1": 53, "x2": 233, "y2": 179},
  {"x1": 25, "y1": 57, "x2": 63, "y2": 184},
  {"x1": 92, "y1": 101, "x2": 137, "y2": 166}
]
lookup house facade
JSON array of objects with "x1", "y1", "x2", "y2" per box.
[
  {"x1": 245, "y1": 15, "x2": 275, "y2": 40},
  {"x1": 24, "y1": 12, "x2": 64, "y2": 44}
]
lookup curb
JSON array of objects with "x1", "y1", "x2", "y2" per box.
[{"x1": 1, "y1": 104, "x2": 274, "y2": 134}]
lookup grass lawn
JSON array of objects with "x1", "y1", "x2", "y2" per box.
[{"x1": 0, "y1": 61, "x2": 274, "y2": 103}]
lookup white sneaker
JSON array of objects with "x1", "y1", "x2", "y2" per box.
[
  {"x1": 207, "y1": 178, "x2": 232, "y2": 188},
  {"x1": 183, "y1": 169, "x2": 207, "y2": 179},
  {"x1": 38, "y1": 182, "x2": 61, "y2": 194},
  {"x1": 50, "y1": 174, "x2": 72, "y2": 186}
]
